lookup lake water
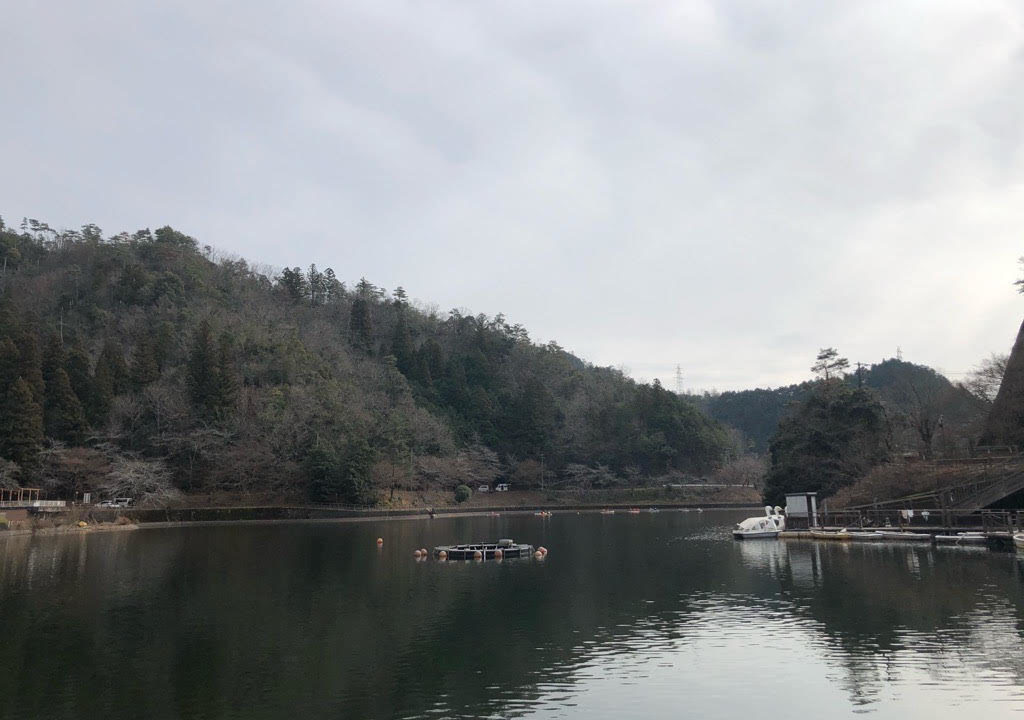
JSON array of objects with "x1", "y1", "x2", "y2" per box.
[{"x1": 3, "y1": 510, "x2": 1024, "y2": 719}]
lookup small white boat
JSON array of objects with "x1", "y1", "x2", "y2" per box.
[
  {"x1": 733, "y1": 506, "x2": 785, "y2": 540},
  {"x1": 847, "y1": 531, "x2": 885, "y2": 541},
  {"x1": 935, "y1": 532, "x2": 987, "y2": 546},
  {"x1": 876, "y1": 530, "x2": 931, "y2": 542},
  {"x1": 1014, "y1": 533, "x2": 1024, "y2": 550}
]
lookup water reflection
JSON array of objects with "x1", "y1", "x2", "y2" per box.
[{"x1": 1, "y1": 512, "x2": 1024, "y2": 719}]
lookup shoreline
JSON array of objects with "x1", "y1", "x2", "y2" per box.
[{"x1": 0, "y1": 502, "x2": 760, "y2": 540}]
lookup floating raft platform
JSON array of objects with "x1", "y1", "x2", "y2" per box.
[
  {"x1": 778, "y1": 530, "x2": 1017, "y2": 550},
  {"x1": 433, "y1": 539, "x2": 534, "y2": 560}
]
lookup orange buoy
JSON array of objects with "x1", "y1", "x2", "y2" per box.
[
  {"x1": 473, "y1": 550, "x2": 483, "y2": 560},
  {"x1": 538, "y1": 546, "x2": 548, "y2": 555},
  {"x1": 534, "y1": 550, "x2": 543, "y2": 559},
  {"x1": 438, "y1": 550, "x2": 448, "y2": 560},
  {"x1": 413, "y1": 549, "x2": 422, "y2": 558},
  {"x1": 421, "y1": 548, "x2": 428, "y2": 556},
  {"x1": 376, "y1": 537, "x2": 384, "y2": 545}
]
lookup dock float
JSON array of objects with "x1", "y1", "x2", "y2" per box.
[
  {"x1": 433, "y1": 539, "x2": 534, "y2": 560},
  {"x1": 779, "y1": 530, "x2": 1018, "y2": 550}
]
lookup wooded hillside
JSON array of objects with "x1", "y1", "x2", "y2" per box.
[
  {"x1": 0, "y1": 218, "x2": 731, "y2": 503},
  {"x1": 697, "y1": 359, "x2": 986, "y2": 456}
]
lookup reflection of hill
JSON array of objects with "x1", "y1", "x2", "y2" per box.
[{"x1": 1, "y1": 515, "x2": 1024, "y2": 718}]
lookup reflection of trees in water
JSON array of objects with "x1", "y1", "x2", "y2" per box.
[
  {"x1": 737, "y1": 538, "x2": 1024, "y2": 706},
  {"x1": 3, "y1": 516, "x2": 1024, "y2": 719}
]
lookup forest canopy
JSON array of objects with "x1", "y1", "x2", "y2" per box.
[{"x1": 0, "y1": 217, "x2": 732, "y2": 503}]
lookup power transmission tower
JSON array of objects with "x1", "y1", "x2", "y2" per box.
[
  {"x1": 675, "y1": 364, "x2": 684, "y2": 395},
  {"x1": 896, "y1": 346, "x2": 903, "y2": 361},
  {"x1": 855, "y1": 362, "x2": 866, "y2": 387}
]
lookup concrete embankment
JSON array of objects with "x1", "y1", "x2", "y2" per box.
[
  {"x1": 108, "y1": 502, "x2": 757, "y2": 526},
  {"x1": 0, "y1": 502, "x2": 760, "y2": 539}
]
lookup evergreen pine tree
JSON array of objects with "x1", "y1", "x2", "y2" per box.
[
  {"x1": 215, "y1": 333, "x2": 239, "y2": 416},
  {"x1": 65, "y1": 339, "x2": 93, "y2": 411},
  {"x1": 305, "y1": 444, "x2": 342, "y2": 503},
  {"x1": 349, "y1": 297, "x2": 372, "y2": 351},
  {"x1": 391, "y1": 311, "x2": 413, "y2": 375},
  {"x1": 17, "y1": 332, "x2": 45, "y2": 406},
  {"x1": 323, "y1": 268, "x2": 342, "y2": 304},
  {"x1": 41, "y1": 333, "x2": 67, "y2": 391},
  {"x1": 1, "y1": 377, "x2": 44, "y2": 464},
  {"x1": 0, "y1": 295, "x2": 15, "y2": 342},
  {"x1": 342, "y1": 436, "x2": 375, "y2": 504},
  {"x1": 152, "y1": 321, "x2": 175, "y2": 371},
  {"x1": 0, "y1": 338, "x2": 19, "y2": 397},
  {"x1": 98, "y1": 339, "x2": 129, "y2": 395},
  {"x1": 130, "y1": 335, "x2": 160, "y2": 390},
  {"x1": 90, "y1": 358, "x2": 114, "y2": 427},
  {"x1": 44, "y1": 367, "x2": 87, "y2": 442},
  {"x1": 188, "y1": 320, "x2": 218, "y2": 416}
]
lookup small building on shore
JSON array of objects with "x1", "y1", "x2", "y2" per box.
[{"x1": 785, "y1": 492, "x2": 819, "y2": 529}]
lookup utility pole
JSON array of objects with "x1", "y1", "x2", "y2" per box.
[{"x1": 540, "y1": 452, "x2": 545, "y2": 492}]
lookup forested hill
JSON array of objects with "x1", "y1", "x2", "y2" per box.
[
  {"x1": 0, "y1": 218, "x2": 731, "y2": 503},
  {"x1": 695, "y1": 359, "x2": 987, "y2": 455}
]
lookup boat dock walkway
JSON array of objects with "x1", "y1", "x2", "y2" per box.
[{"x1": 779, "y1": 529, "x2": 1017, "y2": 551}]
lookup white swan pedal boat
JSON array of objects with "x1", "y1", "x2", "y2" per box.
[{"x1": 733, "y1": 506, "x2": 785, "y2": 539}]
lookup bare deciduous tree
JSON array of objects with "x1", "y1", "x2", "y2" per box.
[
  {"x1": 960, "y1": 353, "x2": 1008, "y2": 405},
  {"x1": 98, "y1": 454, "x2": 181, "y2": 507}
]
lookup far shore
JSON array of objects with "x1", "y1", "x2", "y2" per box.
[{"x1": 0, "y1": 501, "x2": 760, "y2": 540}]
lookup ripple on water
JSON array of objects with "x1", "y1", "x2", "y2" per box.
[{"x1": 3, "y1": 515, "x2": 1024, "y2": 720}]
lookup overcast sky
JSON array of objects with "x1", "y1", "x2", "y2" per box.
[{"x1": 3, "y1": 1, "x2": 1023, "y2": 391}]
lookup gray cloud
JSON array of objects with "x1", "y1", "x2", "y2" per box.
[{"x1": 3, "y1": 0, "x2": 1023, "y2": 390}]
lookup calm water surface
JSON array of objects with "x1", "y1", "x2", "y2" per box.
[{"x1": 3, "y1": 510, "x2": 1024, "y2": 719}]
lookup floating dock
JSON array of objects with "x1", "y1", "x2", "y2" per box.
[
  {"x1": 778, "y1": 529, "x2": 1017, "y2": 550},
  {"x1": 433, "y1": 539, "x2": 534, "y2": 560}
]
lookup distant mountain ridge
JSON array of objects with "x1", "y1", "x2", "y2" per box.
[{"x1": 694, "y1": 358, "x2": 987, "y2": 456}]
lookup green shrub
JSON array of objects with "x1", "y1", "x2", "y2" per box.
[{"x1": 454, "y1": 484, "x2": 471, "y2": 503}]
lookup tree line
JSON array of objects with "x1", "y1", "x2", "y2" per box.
[{"x1": 0, "y1": 217, "x2": 732, "y2": 504}]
